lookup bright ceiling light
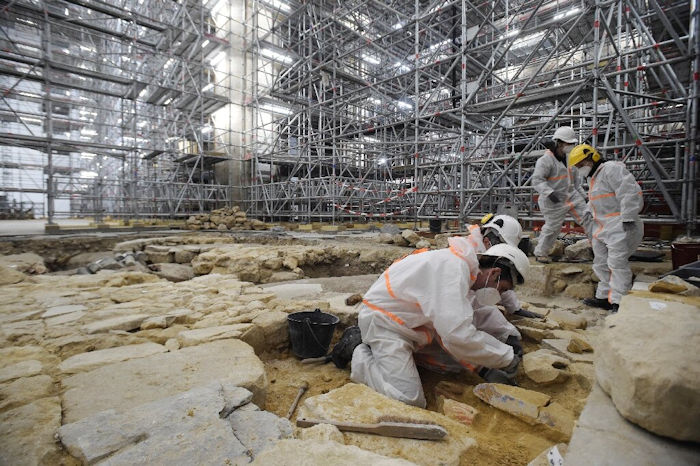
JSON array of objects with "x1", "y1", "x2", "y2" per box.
[
  {"x1": 397, "y1": 100, "x2": 413, "y2": 109},
  {"x1": 260, "y1": 103, "x2": 293, "y2": 115},
  {"x1": 554, "y1": 7, "x2": 581, "y2": 20},
  {"x1": 362, "y1": 54, "x2": 381, "y2": 65},
  {"x1": 260, "y1": 48, "x2": 294, "y2": 64}
]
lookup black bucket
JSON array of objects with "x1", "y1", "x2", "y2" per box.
[{"x1": 287, "y1": 309, "x2": 340, "y2": 358}]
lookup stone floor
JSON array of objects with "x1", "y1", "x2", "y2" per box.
[{"x1": 0, "y1": 228, "x2": 694, "y2": 465}]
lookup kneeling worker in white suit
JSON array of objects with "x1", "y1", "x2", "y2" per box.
[{"x1": 350, "y1": 230, "x2": 530, "y2": 408}]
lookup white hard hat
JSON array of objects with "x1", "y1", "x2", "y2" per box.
[
  {"x1": 480, "y1": 243, "x2": 530, "y2": 284},
  {"x1": 551, "y1": 126, "x2": 577, "y2": 144},
  {"x1": 482, "y1": 215, "x2": 522, "y2": 247}
]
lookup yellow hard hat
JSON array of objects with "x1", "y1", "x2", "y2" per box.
[
  {"x1": 568, "y1": 144, "x2": 601, "y2": 167},
  {"x1": 480, "y1": 213, "x2": 495, "y2": 225}
]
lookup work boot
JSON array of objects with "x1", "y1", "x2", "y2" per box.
[
  {"x1": 330, "y1": 326, "x2": 362, "y2": 369},
  {"x1": 611, "y1": 303, "x2": 619, "y2": 313},
  {"x1": 535, "y1": 256, "x2": 551, "y2": 264},
  {"x1": 582, "y1": 297, "x2": 613, "y2": 311}
]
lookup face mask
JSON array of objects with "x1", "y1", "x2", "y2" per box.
[
  {"x1": 578, "y1": 165, "x2": 592, "y2": 178},
  {"x1": 475, "y1": 272, "x2": 501, "y2": 306}
]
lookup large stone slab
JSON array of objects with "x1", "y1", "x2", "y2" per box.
[
  {"x1": 251, "y1": 439, "x2": 416, "y2": 465},
  {"x1": 228, "y1": 406, "x2": 294, "y2": 457},
  {"x1": 0, "y1": 397, "x2": 62, "y2": 465},
  {"x1": 59, "y1": 382, "x2": 265, "y2": 465},
  {"x1": 62, "y1": 339, "x2": 267, "y2": 423},
  {"x1": 82, "y1": 314, "x2": 149, "y2": 334},
  {"x1": 0, "y1": 374, "x2": 54, "y2": 411},
  {"x1": 0, "y1": 359, "x2": 42, "y2": 383},
  {"x1": 177, "y1": 324, "x2": 257, "y2": 347},
  {"x1": 523, "y1": 349, "x2": 570, "y2": 384},
  {"x1": 58, "y1": 343, "x2": 167, "y2": 374},
  {"x1": 565, "y1": 385, "x2": 700, "y2": 465},
  {"x1": 264, "y1": 283, "x2": 323, "y2": 299},
  {"x1": 596, "y1": 295, "x2": 700, "y2": 442},
  {"x1": 298, "y1": 383, "x2": 474, "y2": 466},
  {"x1": 42, "y1": 304, "x2": 87, "y2": 318}
]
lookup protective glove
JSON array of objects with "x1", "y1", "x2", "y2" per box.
[
  {"x1": 501, "y1": 354, "x2": 521, "y2": 379},
  {"x1": 514, "y1": 309, "x2": 544, "y2": 319},
  {"x1": 622, "y1": 221, "x2": 635, "y2": 233},
  {"x1": 548, "y1": 193, "x2": 560, "y2": 203},
  {"x1": 505, "y1": 335, "x2": 523, "y2": 359},
  {"x1": 479, "y1": 367, "x2": 516, "y2": 385}
]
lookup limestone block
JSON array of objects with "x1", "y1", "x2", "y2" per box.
[
  {"x1": 177, "y1": 324, "x2": 255, "y2": 347},
  {"x1": 1, "y1": 319, "x2": 45, "y2": 341},
  {"x1": 559, "y1": 266, "x2": 584, "y2": 275},
  {"x1": 392, "y1": 234, "x2": 409, "y2": 247},
  {"x1": 0, "y1": 252, "x2": 46, "y2": 274},
  {"x1": 565, "y1": 385, "x2": 700, "y2": 466},
  {"x1": 265, "y1": 283, "x2": 323, "y2": 300},
  {"x1": 0, "y1": 375, "x2": 53, "y2": 412},
  {"x1": 595, "y1": 295, "x2": 700, "y2": 442},
  {"x1": 401, "y1": 229, "x2": 421, "y2": 246},
  {"x1": 0, "y1": 397, "x2": 62, "y2": 465},
  {"x1": 228, "y1": 408, "x2": 293, "y2": 457},
  {"x1": 542, "y1": 339, "x2": 595, "y2": 363},
  {"x1": 298, "y1": 383, "x2": 475, "y2": 465},
  {"x1": 527, "y1": 265, "x2": 553, "y2": 296},
  {"x1": 565, "y1": 239, "x2": 593, "y2": 261},
  {"x1": 140, "y1": 315, "x2": 175, "y2": 330},
  {"x1": 251, "y1": 439, "x2": 416, "y2": 465},
  {"x1": 46, "y1": 311, "x2": 86, "y2": 326},
  {"x1": 252, "y1": 310, "x2": 289, "y2": 347},
  {"x1": 567, "y1": 337, "x2": 593, "y2": 353},
  {"x1": 375, "y1": 233, "x2": 394, "y2": 244},
  {"x1": 0, "y1": 264, "x2": 26, "y2": 285},
  {"x1": 523, "y1": 349, "x2": 570, "y2": 384},
  {"x1": 564, "y1": 283, "x2": 595, "y2": 299},
  {"x1": 473, "y1": 383, "x2": 550, "y2": 424},
  {"x1": 58, "y1": 343, "x2": 167, "y2": 374},
  {"x1": 298, "y1": 424, "x2": 345, "y2": 444},
  {"x1": 546, "y1": 309, "x2": 587, "y2": 330},
  {"x1": 537, "y1": 401, "x2": 575, "y2": 437},
  {"x1": 151, "y1": 263, "x2": 194, "y2": 282},
  {"x1": 59, "y1": 383, "x2": 255, "y2": 465},
  {"x1": 42, "y1": 304, "x2": 87, "y2": 318},
  {"x1": 61, "y1": 339, "x2": 267, "y2": 423},
  {"x1": 649, "y1": 275, "x2": 699, "y2": 296},
  {"x1": 516, "y1": 326, "x2": 549, "y2": 342},
  {"x1": 345, "y1": 293, "x2": 363, "y2": 306},
  {"x1": 81, "y1": 314, "x2": 149, "y2": 334},
  {"x1": 174, "y1": 249, "x2": 198, "y2": 264},
  {"x1": 415, "y1": 240, "x2": 431, "y2": 249},
  {"x1": 0, "y1": 360, "x2": 42, "y2": 383},
  {"x1": 164, "y1": 338, "x2": 180, "y2": 351},
  {"x1": 438, "y1": 397, "x2": 479, "y2": 426}
]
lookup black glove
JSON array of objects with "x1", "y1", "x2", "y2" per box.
[
  {"x1": 548, "y1": 193, "x2": 560, "y2": 203},
  {"x1": 479, "y1": 368, "x2": 517, "y2": 385},
  {"x1": 505, "y1": 335, "x2": 523, "y2": 359},
  {"x1": 514, "y1": 309, "x2": 544, "y2": 319},
  {"x1": 622, "y1": 221, "x2": 635, "y2": 233},
  {"x1": 502, "y1": 355, "x2": 520, "y2": 379}
]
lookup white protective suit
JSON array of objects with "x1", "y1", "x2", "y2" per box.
[
  {"x1": 350, "y1": 226, "x2": 515, "y2": 408},
  {"x1": 532, "y1": 149, "x2": 591, "y2": 257},
  {"x1": 588, "y1": 161, "x2": 644, "y2": 304}
]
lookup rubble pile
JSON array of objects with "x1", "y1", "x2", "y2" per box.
[
  {"x1": 374, "y1": 229, "x2": 435, "y2": 249},
  {"x1": 185, "y1": 206, "x2": 267, "y2": 231}
]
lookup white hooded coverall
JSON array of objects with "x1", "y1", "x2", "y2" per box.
[
  {"x1": 350, "y1": 226, "x2": 515, "y2": 408},
  {"x1": 532, "y1": 150, "x2": 591, "y2": 257},
  {"x1": 588, "y1": 161, "x2": 644, "y2": 304}
]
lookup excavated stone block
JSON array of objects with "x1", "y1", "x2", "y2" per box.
[
  {"x1": 299, "y1": 383, "x2": 475, "y2": 465},
  {"x1": 61, "y1": 339, "x2": 267, "y2": 423},
  {"x1": 251, "y1": 439, "x2": 416, "y2": 465},
  {"x1": 523, "y1": 349, "x2": 570, "y2": 384},
  {"x1": 0, "y1": 360, "x2": 42, "y2": 383},
  {"x1": 0, "y1": 397, "x2": 62, "y2": 465},
  {"x1": 596, "y1": 295, "x2": 700, "y2": 442},
  {"x1": 58, "y1": 343, "x2": 167, "y2": 374},
  {"x1": 298, "y1": 424, "x2": 345, "y2": 444}
]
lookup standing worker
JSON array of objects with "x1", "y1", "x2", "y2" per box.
[
  {"x1": 349, "y1": 227, "x2": 530, "y2": 408},
  {"x1": 532, "y1": 126, "x2": 591, "y2": 263},
  {"x1": 568, "y1": 144, "x2": 643, "y2": 312}
]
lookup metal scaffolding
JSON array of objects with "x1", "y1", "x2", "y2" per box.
[
  {"x1": 246, "y1": 0, "x2": 697, "y2": 231},
  {"x1": 1, "y1": 0, "x2": 245, "y2": 221}
]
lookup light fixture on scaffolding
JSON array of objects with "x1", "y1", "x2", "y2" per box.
[
  {"x1": 80, "y1": 129, "x2": 98, "y2": 136},
  {"x1": 201, "y1": 125, "x2": 214, "y2": 134},
  {"x1": 395, "y1": 61, "x2": 411, "y2": 72},
  {"x1": 80, "y1": 152, "x2": 96, "y2": 159},
  {"x1": 201, "y1": 40, "x2": 210, "y2": 48},
  {"x1": 511, "y1": 31, "x2": 546, "y2": 50},
  {"x1": 80, "y1": 170, "x2": 98, "y2": 179},
  {"x1": 363, "y1": 136, "x2": 380, "y2": 143},
  {"x1": 397, "y1": 100, "x2": 413, "y2": 110},
  {"x1": 500, "y1": 29, "x2": 520, "y2": 39},
  {"x1": 202, "y1": 83, "x2": 214, "y2": 92},
  {"x1": 362, "y1": 54, "x2": 381, "y2": 65},
  {"x1": 378, "y1": 158, "x2": 387, "y2": 165},
  {"x1": 260, "y1": 48, "x2": 294, "y2": 64}
]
